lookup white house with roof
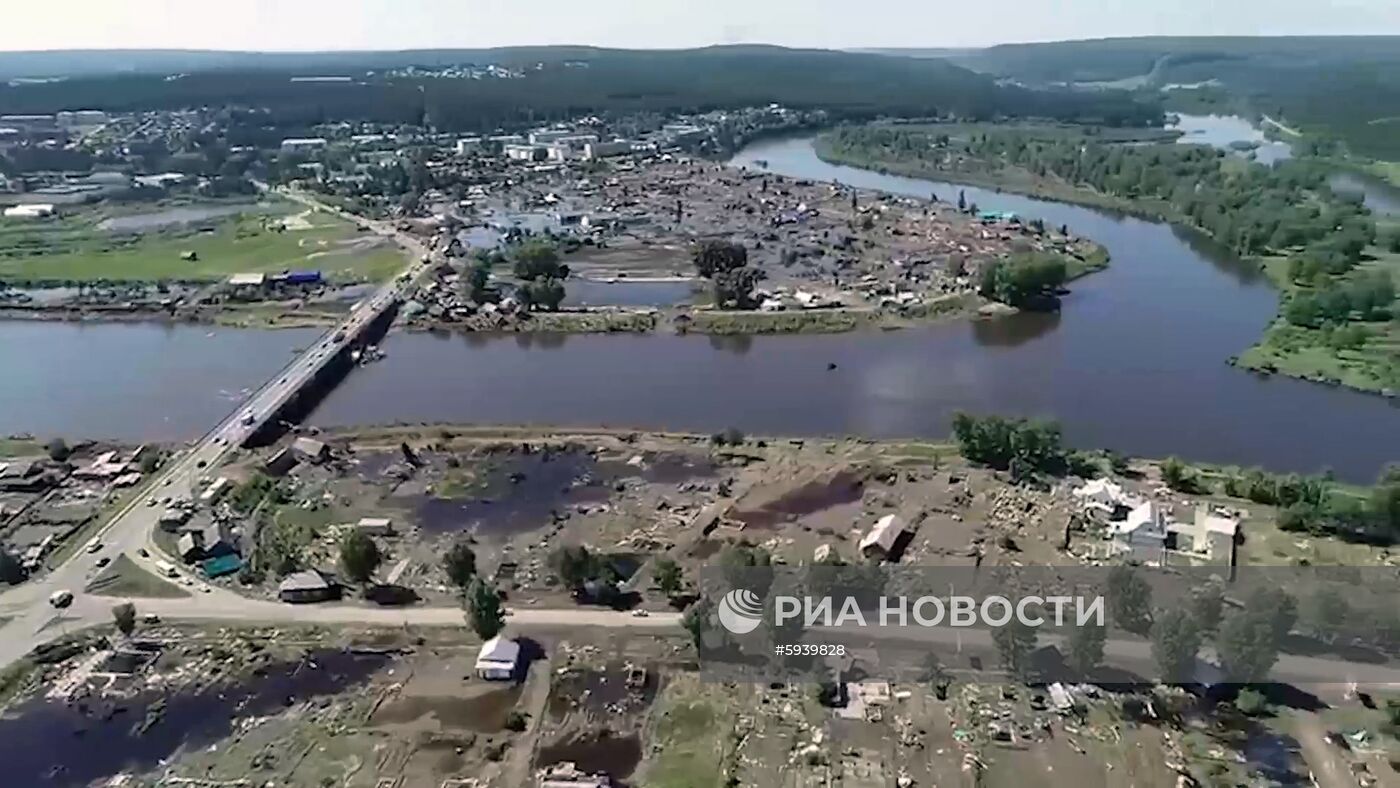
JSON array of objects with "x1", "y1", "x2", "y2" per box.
[{"x1": 475, "y1": 636, "x2": 521, "y2": 680}]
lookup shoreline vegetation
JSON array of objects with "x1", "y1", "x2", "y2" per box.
[{"x1": 815, "y1": 124, "x2": 1400, "y2": 397}]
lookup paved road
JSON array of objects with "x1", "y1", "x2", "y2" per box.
[{"x1": 0, "y1": 188, "x2": 437, "y2": 669}]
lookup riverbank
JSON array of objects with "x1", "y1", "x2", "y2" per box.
[{"x1": 814, "y1": 126, "x2": 1400, "y2": 398}]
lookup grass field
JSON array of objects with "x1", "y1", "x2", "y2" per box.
[
  {"x1": 85, "y1": 555, "x2": 189, "y2": 599},
  {"x1": 0, "y1": 438, "x2": 40, "y2": 458},
  {"x1": 0, "y1": 200, "x2": 406, "y2": 284},
  {"x1": 642, "y1": 676, "x2": 736, "y2": 788},
  {"x1": 1237, "y1": 235, "x2": 1400, "y2": 394}
]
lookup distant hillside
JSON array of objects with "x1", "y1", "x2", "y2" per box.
[
  {"x1": 0, "y1": 46, "x2": 1161, "y2": 132},
  {"x1": 939, "y1": 36, "x2": 1400, "y2": 159}
]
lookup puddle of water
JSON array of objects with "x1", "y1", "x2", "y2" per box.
[
  {"x1": 536, "y1": 731, "x2": 643, "y2": 780},
  {"x1": 373, "y1": 685, "x2": 523, "y2": 732},
  {"x1": 0, "y1": 650, "x2": 389, "y2": 787},
  {"x1": 1243, "y1": 727, "x2": 1307, "y2": 785},
  {"x1": 98, "y1": 203, "x2": 271, "y2": 233},
  {"x1": 412, "y1": 451, "x2": 611, "y2": 535},
  {"x1": 411, "y1": 449, "x2": 714, "y2": 536},
  {"x1": 733, "y1": 469, "x2": 864, "y2": 529}
]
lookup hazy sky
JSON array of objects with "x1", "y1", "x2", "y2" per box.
[{"x1": 2, "y1": 0, "x2": 1398, "y2": 51}]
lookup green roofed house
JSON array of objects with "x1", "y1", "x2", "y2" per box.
[{"x1": 201, "y1": 553, "x2": 242, "y2": 579}]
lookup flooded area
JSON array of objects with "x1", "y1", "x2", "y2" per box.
[
  {"x1": 1330, "y1": 170, "x2": 1400, "y2": 218},
  {"x1": 3, "y1": 137, "x2": 1398, "y2": 481},
  {"x1": 308, "y1": 160, "x2": 1400, "y2": 481},
  {"x1": 564, "y1": 278, "x2": 695, "y2": 308},
  {"x1": 0, "y1": 649, "x2": 388, "y2": 787},
  {"x1": 1168, "y1": 113, "x2": 1294, "y2": 165},
  {"x1": 97, "y1": 202, "x2": 274, "y2": 233}
]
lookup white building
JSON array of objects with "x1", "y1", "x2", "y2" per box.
[
  {"x1": 455, "y1": 137, "x2": 483, "y2": 155},
  {"x1": 1169, "y1": 506, "x2": 1239, "y2": 562},
  {"x1": 475, "y1": 636, "x2": 520, "y2": 680},
  {"x1": 528, "y1": 129, "x2": 573, "y2": 145},
  {"x1": 3, "y1": 204, "x2": 55, "y2": 219},
  {"x1": 280, "y1": 137, "x2": 328, "y2": 153},
  {"x1": 503, "y1": 144, "x2": 542, "y2": 162},
  {"x1": 354, "y1": 516, "x2": 394, "y2": 536},
  {"x1": 583, "y1": 140, "x2": 652, "y2": 160},
  {"x1": 1109, "y1": 501, "x2": 1169, "y2": 560}
]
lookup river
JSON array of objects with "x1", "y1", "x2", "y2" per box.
[{"x1": 2, "y1": 136, "x2": 1397, "y2": 480}]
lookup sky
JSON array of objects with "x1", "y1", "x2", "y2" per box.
[{"x1": 1, "y1": 0, "x2": 1398, "y2": 52}]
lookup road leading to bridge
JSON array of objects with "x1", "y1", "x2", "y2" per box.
[{"x1": 0, "y1": 189, "x2": 439, "y2": 669}]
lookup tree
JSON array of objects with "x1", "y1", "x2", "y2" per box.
[
  {"x1": 1150, "y1": 608, "x2": 1202, "y2": 684},
  {"x1": 1300, "y1": 587, "x2": 1350, "y2": 643},
  {"x1": 465, "y1": 262, "x2": 491, "y2": 303},
  {"x1": 443, "y1": 540, "x2": 477, "y2": 591},
  {"x1": 518, "y1": 277, "x2": 566, "y2": 311},
  {"x1": 549, "y1": 545, "x2": 599, "y2": 591},
  {"x1": 691, "y1": 240, "x2": 748, "y2": 278},
  {"x1": 1217, "y1": 608, "x2": 1281, "y2": 683},
  {"x1": 922, "y1": 652, "x2": 952, "y2": 698},
  {"x1": 1247, "y1": 586, "x2": 1297, "y2": 643},
  {"x1": 1106, "y1": 565, "x2": 1154, "y2": 636},
  {"x1": 682, "y1": 597, "x2": 712, "y2": 650},
  {"x1": 46, "y1": 437, "x2": 71, "y2": 462},
  {"x1": 719, "y1": 544, "x2": 772, "y2": 596},
  {"x1": 1160, "y1": 457, "x2": 1199, "y2": 493},
  {"x1": 992, "y1": 618, "x2": 1038, "y2": 681},
  {"x1": 1067, "y1": 620, "x2": 1106, "y2": 677},
  {"x1": 654, "y1": 557, "x2": 683, "y2": 597},
  {"x1": 112, "y1": 601, "x2": 137, "y2": 637},
  {"x1": 1188, "y1": 581, "x2": 1227, "y2": 637},
  {"x1": 711, "y1": 265, "x2": 764, "y2": 309},
  {"x1": 978, "y1": 253, "x2": 1068, "y2": 309},
  {"x1": 466, "y1": 577, "x2": 506, "y2": 640},
  {"x1": 338, "y1": 529, "x2": 382, "y2": 584},
  {"x1": 513, "y1": 240, "x2": 566, "y2": 280}
]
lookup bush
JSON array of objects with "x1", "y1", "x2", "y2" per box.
[
  {"x1": 503, "y1": 711, "x2": 529, "y2": 732},
  {"x1": 1234, "y1": 688, "x2": 1268, "y2": 716}
]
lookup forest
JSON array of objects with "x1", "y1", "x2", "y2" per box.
[
  {"x1": 821, "y1": 126, "x2": 1377, "y2": 260},
  {"x1": 941, "y1": 36, "x2": 1400, "y2": 160},
  {"x1": 0, "y1": 46, "x2": 1162, "y2": 133}
]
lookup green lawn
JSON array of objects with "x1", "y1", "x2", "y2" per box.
[
  {"x1": 85, "y1": 555, "x2": 190, "y2": 599},
  {"x1": 0, "y1": 202, "x2": 407, "y2": 284},
  {"x1": 642, "y1": 678, "x2": 735, "y2": 788},
  {"x1": 0, "y1": 438, "x2": 41, "y2": 458},
  {"x1": 1238, "y1": 242, "x2": 1400, "y2": 394}
]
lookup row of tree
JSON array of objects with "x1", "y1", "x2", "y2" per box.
[
  {"x1": 823, "y1": 126, "x2": 1380, "y2": 263},
  {"x1": 1283, "y1": 270, "x2": 1395, "y2": 328}
]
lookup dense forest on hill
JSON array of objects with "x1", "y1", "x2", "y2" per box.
[
  {"x1": 0, "y1": 47, "x2": 1161, "y2": 132},
  {"x1": 937, "y1": 36, "x2": 1400, "y2": 160}
]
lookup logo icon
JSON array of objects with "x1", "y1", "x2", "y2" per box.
[{"x1": 717, "y1": 588, "x2": 764, "y2": 634}]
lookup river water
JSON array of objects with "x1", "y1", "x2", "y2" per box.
[{"x1": 2, "y1": 136, "x2": 1397, "y2": 480}]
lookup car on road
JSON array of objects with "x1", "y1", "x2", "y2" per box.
[
  {"x1": 95, "y1": 556, "x2": 111, "y2": 569},
  {"x1": 147, "y1": 497, "x2": 159, "y2": 507},
  {"x1": 85, "y1": 538, "x2": 103, "y2": 554},
  {"x1": 141, "y1": 614, "x2": 160, "y2": 624},
  {"x1": 631, "y1": 609, "x2": 649, "y2": 617},
  {"x1": 49, "y1": 590, "x2": 74, "y2": 608},
  {"x1": 137, "y1": 548, "x2": 149, "y2": 558}
]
